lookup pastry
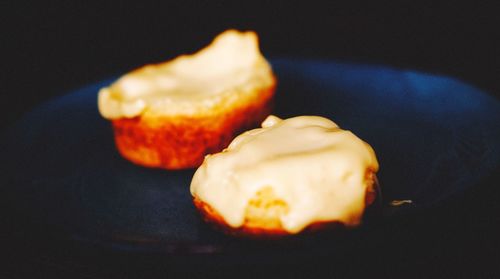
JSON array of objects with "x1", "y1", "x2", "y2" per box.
[
  {"x1": 190, "y1": 115, "x2": 379, "y2": 237},
  {"x1": 98, "y1": 30, "x2": 276, "y2": 169}
]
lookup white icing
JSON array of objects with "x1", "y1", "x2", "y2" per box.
[
  {"x1": 190, "y1": 115, "x2": 379, "y2": 233},
  {"x1": 98, "y1": 30, "x2": 274, "y2": 119}
]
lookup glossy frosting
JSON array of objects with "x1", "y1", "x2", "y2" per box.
[
  {"x1": 190, "y1": 115, "x2": 379, "y2": 233},
  {"x1": 98, "y1": 30, "x2": 274, "y2": 119}
]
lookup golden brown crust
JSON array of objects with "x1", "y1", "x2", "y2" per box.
[
  {"x1": 111, "y1": 83, "x2": 275, "y2": 169},
  {"x1": 192, "y1": 175, "x2": 377, "y2": 238},
  {"x1": 193, "y1": 196, "x2": 349, "y2": 239},
  {"x1": 193, "y1": 195, "x2": 292, "y2": 238}
]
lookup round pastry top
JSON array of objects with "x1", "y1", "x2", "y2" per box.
[
  {"x1": 98, "y1": 30, "x2": 274, "y2": 119},
  {"x1": 190, "y1": 115, "x2": 379, "y2": 233}
]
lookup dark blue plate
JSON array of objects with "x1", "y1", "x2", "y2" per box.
[{"x1": 1, "y1": 59, "x2": 499, "y2": 256}]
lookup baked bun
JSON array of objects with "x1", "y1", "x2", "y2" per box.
[
  {"x1": 190, "y1": 115, "x2": 379, "y2": 237},
  {"x1": 98, "y1": 30, "x2": 276, "y2": 169}
]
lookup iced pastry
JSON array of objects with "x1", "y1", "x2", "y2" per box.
[
  {"x1": 190, "y1": 115, "x2": 379, "y2": 237},
  {"x1": 98, "y1": 30, "x2": 276, "y2": 169}
]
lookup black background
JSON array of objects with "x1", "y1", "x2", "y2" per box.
[{"x1": 2, "y1": 1, "x2": 500, "y2": 278}]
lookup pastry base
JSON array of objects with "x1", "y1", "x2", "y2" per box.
[
  {"x1": 111, "y1": 85, "x2": 275, "y2": 170},
  {"x1": 192, "y1": 177, "x2": 377, "y2": 238}
]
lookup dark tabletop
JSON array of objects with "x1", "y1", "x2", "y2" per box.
[{"x1": 2, "y1": 2, "x2": 500, "y2": 278}]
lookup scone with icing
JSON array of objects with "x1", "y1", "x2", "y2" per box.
[
  {"x1": 190, "y1": 115, "x2": 379, "y2": 237},
  {"x1": 98, "y1": 30, "x2": 276, "y2": 169}
]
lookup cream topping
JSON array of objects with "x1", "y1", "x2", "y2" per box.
[
  {"x1": 98, "y1": 30, "x2": 274, "y2": 119},
  {"x1": 190, "y1": 115, "x2": 379, "y2": 233}
]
